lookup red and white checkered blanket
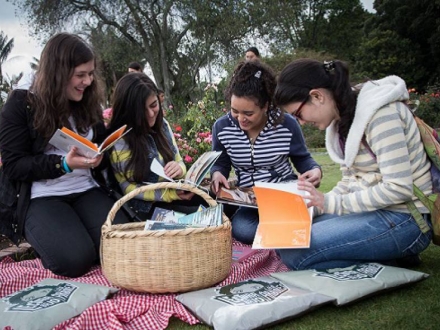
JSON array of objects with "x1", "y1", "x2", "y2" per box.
[{"x1": 0, "y1": 244, "x2": 288, "y2": 329}]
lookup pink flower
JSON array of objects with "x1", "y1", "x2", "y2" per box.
[
  {"x1": 184, "y1": 155, "x2": 193, "y2": 163},
  {"x1": 196, "y1": 138, "x2": 201, "y2": 143},
  {"x1": 169, "y1": 104, "x2": 174, "y2": 110},
  {"x1": 103, "y1": 108, "x2": 113, "y2": 119}
]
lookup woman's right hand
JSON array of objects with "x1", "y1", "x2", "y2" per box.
[
  {"x1": 210, "y1": 171, "x2": 229, "y2": 194},
  {"x1": 65, "y1": 146, "x2": 102, "y2": 170}
]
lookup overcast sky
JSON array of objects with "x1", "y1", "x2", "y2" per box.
[{"x1": 0, "y1": 0, "x2": 375, "y2": 77}]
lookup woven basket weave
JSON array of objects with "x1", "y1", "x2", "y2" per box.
[{"x1": 100, "y1": 182, "x2": 232, "y2": 293}]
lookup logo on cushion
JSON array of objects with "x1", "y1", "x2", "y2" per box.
[
  {"x1": 213, "y1": 279, "x2": 288, "y2": 305},
  {"x1": 2, "y1": 282, "x2": 78, "y2": 312},
  {"x1": 314, "y1": 263, "x2": 384, "y2": 281}
]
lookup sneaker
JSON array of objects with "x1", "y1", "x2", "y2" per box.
[{"x1": 395, "y1": 254, "x2": 422, "y2": 268}]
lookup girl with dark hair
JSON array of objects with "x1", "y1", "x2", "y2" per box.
[
  {"x1": 210, "y1": 61, "x2": 321, "y2": 244},
  {"x1": 274, "y1": 58, "x2": 432, "y2": 269},
  {"x1": 0, "y1": 33, "x2": 129, "y2": 277},
  {"x1": 108, "y1": 73, "x2": 205, "y2": 219},
  {"x1": 245, "y1": 47, "x2": 260, "y2": 62}
]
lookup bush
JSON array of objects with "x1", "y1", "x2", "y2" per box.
[
  {"x1": 170, "y1": 84, "x2": 226, "y2": 166},
  {"x1": 410, "y1": 85, "x2": 440, "y2": 128},
  {"x1": 301, "y1": 124, "x2": 326, "y2": 149}
]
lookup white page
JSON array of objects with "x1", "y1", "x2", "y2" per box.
[
  {"x1": 254, "y1": 181, "x2": 304, "y2": 196},
  {"x1": 150, "y1": 158, "x2": 174, "y2": 182}
]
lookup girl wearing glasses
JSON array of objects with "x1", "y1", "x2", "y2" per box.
[
  {"x1": 274, "y1": 59, "x2": 432, "y2": 269},
  {"x1": 210, "y1": 60, "x2": 322, "y2": 245}
]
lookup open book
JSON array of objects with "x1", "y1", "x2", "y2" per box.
[
  {"x1": 144, "y1": 204, "x2": 222, "y2": 230},
  {"x1": 49, "y1": 125, "x2": 131, "y2": 158},
  {"x1": 232, "y1": 245, "x2": 258, "y2": 263},
  {"x1": 151, "y1": 150, "x2": 221, "y2": 186},
  {"x1": 216, "y1": 186, "x2": 258, "y2": 208},
  {"x1": 252, "y1": 181, "x2": 313, "y2": 249}
]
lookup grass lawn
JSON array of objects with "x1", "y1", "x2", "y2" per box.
[{"x1": 168, "y1": 151, "x2": 440, "y2": 330}]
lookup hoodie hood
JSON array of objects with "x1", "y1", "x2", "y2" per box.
[{"x1": 325, "y1": 75, "x2": 409, "y2": 167}]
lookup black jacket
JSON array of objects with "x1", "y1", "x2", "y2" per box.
[{"x1": 0, "y1": 89, "x2": 108, "y2": 244}]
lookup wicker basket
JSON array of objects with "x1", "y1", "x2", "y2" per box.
[{"x1": 100, "y1": 182, "x2": 232, "y2": 293}]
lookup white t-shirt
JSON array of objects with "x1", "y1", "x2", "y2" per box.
[{"x1": 31, "y1": 124, "x2": 98, "y2": 199}]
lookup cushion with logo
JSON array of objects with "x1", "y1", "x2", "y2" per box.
[
  {"x1": 176, "y1": 276, "x2": 334, "y2": 330},
  {"x1": 0, "y1": 278, "x2": 118, "y2": 330},
  {"x1": 271, "y1": 263, "x2": 428, "y2": 306}
]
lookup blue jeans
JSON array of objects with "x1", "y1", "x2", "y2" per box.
[
  {"x1": 231, "y1": 207, "x2": 260, "y2": 245},
  {"x1": 277, "y1": 210, "x2": 432, "y2": 270}
]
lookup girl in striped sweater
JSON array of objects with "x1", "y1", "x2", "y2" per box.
[
  {"x1": 210, "y1": 61, "x2": 322, "y2": 244},
  {"x1": 274, "y1": 59, "x2": 432, "y2": 270}
]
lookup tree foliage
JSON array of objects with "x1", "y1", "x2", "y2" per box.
[
  {"x1": 0, "y1": 32, "x2": 14, "y2": 86},
  {"x1": 357, "y1": 0, "x2": 440, "y2": 89},
  {"x1": 14, "y1": 0, "x2": 253, "y2": 106}
]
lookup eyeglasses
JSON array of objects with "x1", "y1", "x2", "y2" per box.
[{"x1": 291, "y1": 97, "x2": 309, "y2": 120}]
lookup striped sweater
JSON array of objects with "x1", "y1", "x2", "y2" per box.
[
  {"x1": 110, "y1": 120, "x2": 186, "y2": 205},
  {"x1": 324, "y1": 76, "x2": 432, "y2": 215},
  {"x1": 211, "y1": 109, "x2": 320, "y2": 187}
]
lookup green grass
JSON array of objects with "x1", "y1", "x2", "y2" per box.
[{"x1": 168, "y1": 152, "x2": 440, "y2": 329}]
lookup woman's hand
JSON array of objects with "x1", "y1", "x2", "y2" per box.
[
  {"x1": 176, "y1": 190, "x2": 195, "y2": 200},
  {"x1": 210, "y1": 171, "x2": 229, "y2": 194},
  {"x1": 297, "y1": 178, "x2": 325, "y2": 211},
  {"x1": 65, "y1": 146, "x2": 103, "y2": 170},
  {"x1": 164, "y1": 161, "x2": 184, "y2": 179},
  {"x1": 299, "y1": 167, "x2": 322, "y2": 188}
]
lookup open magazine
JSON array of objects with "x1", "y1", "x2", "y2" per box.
[
  {"x1": 151, "y1": 150, "x2": 221, "y2": 186},
  {"x1": 49, "y1": 125, "x2": 131, "y2": 158},
  {"x1": 216, "y1": 186, "x2": 258, "y2": 208},
  {"x1": 252, "y1": 181, "x2": 313, "y2": 249},
  {"x1": 144, "y1": 204, "x2": 222, "y2": 230}
]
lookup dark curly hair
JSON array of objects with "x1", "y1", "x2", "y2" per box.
[{"x1": 225, "y1": 60, "x2": 284, "y2": 125}]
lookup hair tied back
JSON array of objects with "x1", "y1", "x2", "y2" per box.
[
  {"x1": 323, "y1": 61, "x2": 335, "y2": 73},
  {"x1": 254, "y1": 70, "x2": 262, "y2": 79}
]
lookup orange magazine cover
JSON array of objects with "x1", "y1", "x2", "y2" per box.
[{"x1": 252, "y1": 181, "x2": 313, "y2": 249}]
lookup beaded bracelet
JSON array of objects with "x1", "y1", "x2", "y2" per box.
[{"x1": 62, "y1": 156, "x2": 73, "y2": 173}]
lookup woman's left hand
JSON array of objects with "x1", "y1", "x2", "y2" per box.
[
  {"x1": 297, "y1": 178, "x2": 325, "y2": 210},
  {"x1": 164, "y1": 161, "x2": 184, "y2": 179},
  {"x1": 299, "y1": 167, "x2": 322, "y2": 188}
]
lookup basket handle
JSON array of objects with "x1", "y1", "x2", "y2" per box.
[{"x1": 104, "y1": 181, "x2": 218, "y2": 228}]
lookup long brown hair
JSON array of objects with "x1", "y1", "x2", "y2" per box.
[
  {"x1": 29, "y1": 33, "x2": 104, "y2": 138},
  {"x1": 108, "y1": 73, "x2": 174, "y2": 182}
]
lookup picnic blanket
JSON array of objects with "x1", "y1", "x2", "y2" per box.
[{"x1": 0, "y1": 243, "x2": 289, "y2": 329}]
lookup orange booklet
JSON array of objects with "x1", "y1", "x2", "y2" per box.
[
  {"x1": 49, "y1": 125, "x2": 131, "y2": 158},
  {"x1": 252, "y1": 181, "x2": 313, "y2": 249}
]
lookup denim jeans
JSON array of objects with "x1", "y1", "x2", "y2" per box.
[
  {"x1": 277, "y1": 210, "x2": 432, "y2": 270},
  {"x1": 231, "y1": 206, "x2": 260, "y2": 245}
]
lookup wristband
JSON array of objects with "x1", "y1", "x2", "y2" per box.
[{"x1": 62, "y1": 156, "x2": 73, "y2": 173}]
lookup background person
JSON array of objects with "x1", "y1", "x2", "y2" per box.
[
  {"x1": 128, "y1": 61, "x2": 143, "y2": 73},
  {"x1": 274, "y1": 59, "x2": 433, "y2": 269},
  {"x1": 0, "y1": 33, "x2": 129, "y2": 278},
  {"x1": 244, "y1": 47, "x2": 260, "y2": 62},
  {"x1": 210, "y1": 60, "x2": 322, "y2": 244},
  {"x1": 107, "y1": 73, "x2": 206, "y2": 219}
]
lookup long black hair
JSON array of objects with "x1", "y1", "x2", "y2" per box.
[
  {"x1": 108, "y1": 73, "x2": 174, "y2": 182},
  {"x1": 274, "y1": 59, "x2": 357, "y2": 139}
]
